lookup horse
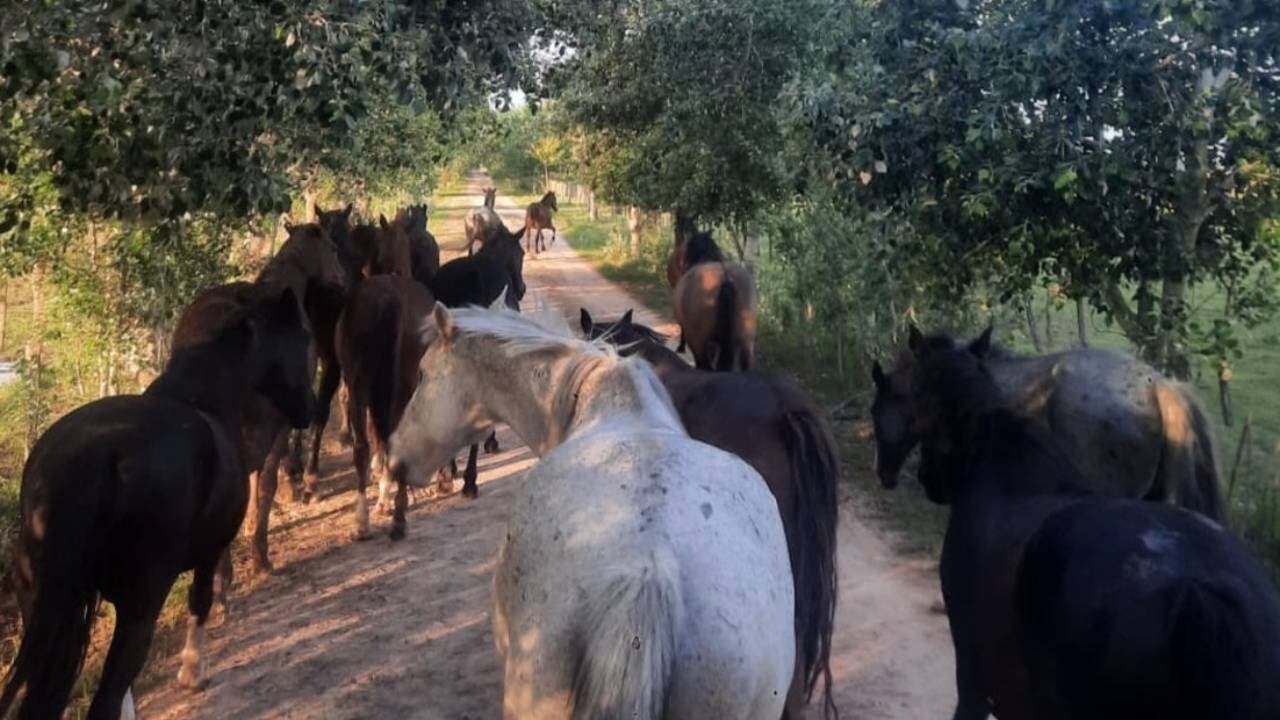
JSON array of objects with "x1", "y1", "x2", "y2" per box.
[
  {"x1": 397, "y1": 204, "x2": 440, "y2": 284},
  {"x1": 426, "y1": 229, "x2": 528, "y2": 497},
  {"x1": 173, "y1": 222, "x2": 348, "y2": 573},
  {"x1": 386, "y1": 305, "x2": 795, "y2": 720},
  {"x1": 580, "y1": 308, "x2": 839, "y2": 720},
  {"x1": 464, "y1": 187, "x2": 503, "y2": 256},
  {"x1": 904, "y1": 331, "x2": 1280, "y2": 720},
  {"x1": 672, "y1": 233, "x2": 757, "y2": 370},
  {"x1": 870, "y1": 326, "x2": 1224, "y2": 521},
  {"x1": 523, "y1": 190, "x2": 557, "y2": 254},
  {"x1": 0, "y1": 288, "x2": 314, "y2": 720},
  {"x1": 335, "y1": 272, "x2": 434, "y2": 541},
  {"x1": 664, "y1": 213, "x2": 701, "y2": 289}
]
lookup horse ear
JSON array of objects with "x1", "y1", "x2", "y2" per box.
[
  {"x1": 379, "y1": 214, "x2": 390, "y2": 231},
  {"x1": 433, "y1": 303, "x2": 455, "y2": 343},
  {"x1": 907, "y1": 324, "x2": 925, "y2": 352},
  {"x1": 314, "y1": 204, "x2": 325, "y2": 218},
  {"x1": 969, "y1": 326, "x2": 994, "y2": 357},
  {"x1": 274, "y1": 287, "x2": 301, "y2": 324},
  {"x1": 579, "y1": 308, "x2": 593, "y2": 335},
  {"x1": 343, "y1": 203, "x2": 353, "y2": 217},
  {"x1": 284, "y1": 220, "x2": 296, "y2": 234},
  {"x1": 871, "y1": 361, "x2": 887, "y2": 388},
  {"x1": 620, "y1": 309, "x2": 633, "y2": 326},
  {"x1": 488, "y1": 290, "x2": 508, "y2": 312}
]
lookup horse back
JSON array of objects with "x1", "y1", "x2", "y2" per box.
[{"x1": 1014, "y1": 500, "x2": 1280, "y2": 719}]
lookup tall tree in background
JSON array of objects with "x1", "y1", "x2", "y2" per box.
[
  {"x1": 797, "y1": 0, "x2": 1280, "y2": 376},
  {"x1": 557, "y1": 0, "x2": 817, "y2": 241}
]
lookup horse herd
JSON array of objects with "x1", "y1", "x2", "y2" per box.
[{"x1": 0, "y1": 184, "x2": 1277, "y2": 720}]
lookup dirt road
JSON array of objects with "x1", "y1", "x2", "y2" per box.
[{"x1": 138, "y1": 174, "x2": 954, "y2": 719}]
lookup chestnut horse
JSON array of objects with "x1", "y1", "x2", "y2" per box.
[
  {"x1": 581, "y1": 308, "x2": 840, "y2": 720},
  {"x1": 523, "y1": 190, "x2": 557, "y2": 254}
]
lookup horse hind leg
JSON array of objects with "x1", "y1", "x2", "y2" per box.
[
  {"x1": 483, "y1": 430, "x2": 500, "y2": 455},
  {"x1": 306, "y1": 360, "x2": 343, "y2": 494},
  {"x1": 86, "y1": 598, "x2": 163, "y2": 720},
  {"x1": 176, "y1": 558, "x2": 218, "y2": 691},
  {"x1": 389, "y1": 479, "x2": 408, "y2": 541},
  {"x1": 251, "y1": 426, "x2": 290, "y2": 574},
  {"x1": 462, "y1": 444, "x2": 480, "y2": 499},
  {"x1": 349, "y1": 396, "x2": 374, "y2": 541}
]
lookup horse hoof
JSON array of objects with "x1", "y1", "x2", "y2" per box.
[
  {"x1": 389, "y1": 524, "x2": 406, "y2": 541},
  {"x1": 352, "y1": 529, "x2": 373, "y2": 542},
  {"x1": 462, "y1": 483, "x2": 479, "y2": 500},
  {"x1": 176, "y1": 665, "x2": 206, "y2": 691},
  {"x1": 484, "y1": 438, "x2": 500, "y2": 454}
]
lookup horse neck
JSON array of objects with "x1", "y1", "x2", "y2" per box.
[
  {"x1": 950, "y1": 409, "x2": 1090, "y2": 505},
  {"x1": 256, "y1": 252, "x2": 311, "y2": 305},
  {"x1": 635, "y1": 341, "x2": 689, "y2": 375},
  {"x1": 463, "y1": 338, "x2": 682, "y2": 456},
  {"x1": 147, "y1": 336, "x2": 257, "y2": 426}
]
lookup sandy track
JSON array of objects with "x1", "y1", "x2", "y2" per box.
[{"x1": 137, "y1": 174, "x2": 954, "y2": 719}]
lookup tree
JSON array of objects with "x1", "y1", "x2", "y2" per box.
[
  {"x1": 795, "y1": 0, "x2": 1280, "y2": 376},
  {"x1": 557, "y1": 0, "x2": 817, "y2": 241},
  {"x1": 530, "y1": 133, "x2": 564, "y2": 189}
]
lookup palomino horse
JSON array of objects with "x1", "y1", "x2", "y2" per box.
[
  {"x1": 335, "y1": 272, "x2": 434, "y2": 541},
  {"x1": 905, "y1": 332, "x2": 1280, "y2": 720},
  {"x1": 523, "y1": 190, "x2": 557, "y2": 254},
  {"x1": 397, "y1": 204, "x2": 440, "y2": 284},
  {"x1": 387, "y1": 305, "x2": 795, "y2": 720},
  {"x1": 672, "y1": 233, "x2": 757, "y2": 370},
  {"x1": 581, "y1": 308, "x2": 839, "y2": 720},
  {"x1": 464, "y1": 187, "x2": 503, "y2": 256},
  {"x1": 428, "y1": 229, "x2": 528, "y2": 496},
  {"x1": 0, "y1": 289, "x2": 314, "y2": 720},
  {"x1": 173, "y1": 223, "x2": 347, "y2": 573},
  {"x1": 871, "y1": 326, "x2": 1224, "y2": 520}
]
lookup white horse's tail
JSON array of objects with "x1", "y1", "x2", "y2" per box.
[{"x1": 571, "y1": 547, "x2": 683, "y2": 720}]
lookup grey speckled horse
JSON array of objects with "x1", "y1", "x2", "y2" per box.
[{"x1": 871, "y1": 327, "x2": 1223, "y2": 521}]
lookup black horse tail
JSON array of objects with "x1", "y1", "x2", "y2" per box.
[
  {"x1": 1169, "y1": 580, "x2": 1265, "y2": 717},
  {"x1": 777, "y1": 402, "x2": 841, "y2": 719},
  {"x1": 0, "y1": 480, "x2": 104, "y2": 717},
  {"x1": 1152, "y1": 381, "x2": 1224, "y2": 523},
  {"x1": 368, "y1": 298, "x2": 405, "y2": 445},
  {"x1": 712, "y1": 272, "x2": 738, "y2": 372}
]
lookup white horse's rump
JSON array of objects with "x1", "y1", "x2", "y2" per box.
[{"x1": 389, "y1": 305, "x2": 795, "y2": 720}]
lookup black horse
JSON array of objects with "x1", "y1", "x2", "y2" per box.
[
  {"x1": 907, "y1": 330, "x2": 1280, "y2": 720},
  {"x1": 425, "y1": 227, "x2": 527, "y2": 496},
  {"x1": 0, "y1": 288, "x2": 314, "y2": 720}
]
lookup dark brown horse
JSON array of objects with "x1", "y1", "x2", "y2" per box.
[
  {"x1": 870, "y1": 326, "x2": 1224, "y2": 521},
  {"x1": 0, "y1": 289, "x2": 314, "y2": 720},
  {"x1": 666, "y1": 220, "x2": 717, "y2": 289},
  {"x1": 904, "y1": 331, "x2": 1280, "y2": 720},
  {"x1": 580, "y1": 308, "x2": 840, "y2": 720},
  {"x1": 173, "y1": 223, "x2": 348, "y2": 573},
  {"x1": 672, "y1": 233, "x2": 756, "y2": 370},
  {"x1": 396, "y1": 204, "x2": 440, "y2": 284},
  {"x1": 523, "y1": 190, "x2": 557, "y2": 254},
  {"x1": 336, "y1": 273, "x2": 435, "y2": 541}
]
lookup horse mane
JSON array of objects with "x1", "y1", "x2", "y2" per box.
[{"x1": 449, "y1": 306, "x2": 616, "y2": 361}]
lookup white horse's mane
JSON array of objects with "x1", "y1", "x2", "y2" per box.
[{"x1": 450, "y1": 305, "x2": 619, "y2": 361}]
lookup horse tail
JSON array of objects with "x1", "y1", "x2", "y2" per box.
[
  {"x1": 0, "y1": 478, "x2": 105, "y2": 717},
  {"x1": 712, "y1": 271, "x2": 738, "y2": 372},
  {"x1": 571, "y1": 547, "x2": 683, "y2": 720},
  {"x1": 1152, "y1": 381, "x2": 1224, "y2": 522},
  {"x1": 367, "y1": 297, "x2": 405, "y2": 445},
  {"x1": 1169, "y1": 580, "x2": 1264, "y2": 717},
  {"x1": 778, "y1": 404, "x2": 841, "y2": 719}
]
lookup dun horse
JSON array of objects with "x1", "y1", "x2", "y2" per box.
[
  {"x1": 173, "y1": 223, "x2": 349, "y2": 573},
  {"x1": 0, "y1": 289, "x2": 314, "y2": 720},
  {"x1": 905, "y1": 331, "x2": 1280, "y2": 720},
  {"x1": 387, "y1": 305, "x2": 795, "y2": 719},
  {"x1": 464, "y1": 187, "x2": 503, "y2": 256},
  {"x1": 523, "y1": 190, "x2": 557, "y2": 254},
  {"x1": 672, "y1": 232, "x2": 757, "y2": 370},
  {"x1": 581, "y1": 308, "x2": 840, "y2": 720},
  {"x1": 871, "y1": 327, "x2": 1223, "y2": 520}
]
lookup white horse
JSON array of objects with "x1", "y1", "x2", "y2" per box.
[{"x1": 388, "y1": 304, "x2": 795, "y2": 720}]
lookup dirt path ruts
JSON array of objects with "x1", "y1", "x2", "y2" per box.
[{"x1": 137, "y1": 172, "x2": 954, "y2": 719}]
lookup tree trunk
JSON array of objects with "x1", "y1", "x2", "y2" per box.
[
  {"x1": 1075, "y1": 297, "x2": 1089, "y2": 347},
  {"x1": 588, "y1": 191, "x2": 598, "y2": 221},
  {"x1": 1043, "y1": 293, "x2": 1054, "y2": 351},
  {"x1": 0, "y1": 281, "x2": 8, "y2": 354},
  {"x1": 303, "y1": 189, "x2": 318, "y2": 222},
  {"x1": 627, "y1": 207, "x2": 643, "y2": 259},
  {"x1": 1024, "y1": 299, "x2": 1045, "y2": 353}
]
